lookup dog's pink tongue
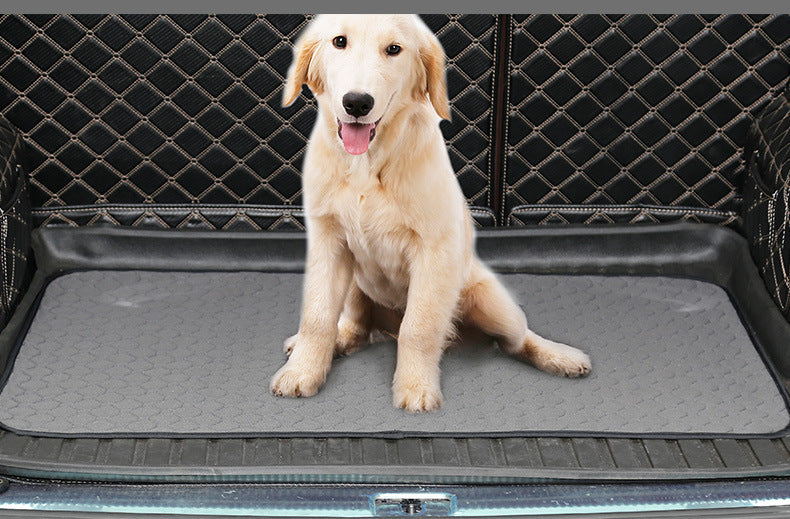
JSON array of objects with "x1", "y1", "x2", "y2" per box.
[{"x1": 340, "y1": 122, "x2": 375, "y2": 155}]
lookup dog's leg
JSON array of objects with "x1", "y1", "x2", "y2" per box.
[
  {"x1": 462, "y1": 262, "x2": 591, "y2": 378},
  {"x1": 271, "y1": 217, "x2": 353, "y2": 398},
  {"x1": 334, "y1": 281, "x2": 373, "y2": 357},
  {"x1": 284, "y1": 280, "x2": 373, "y2": 358},
  {"x1": 392, "y1": 255, "x2": 461, "y2": 412}
]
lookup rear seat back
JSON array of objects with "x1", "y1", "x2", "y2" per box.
[{"x1": 0, "y1": 14, "x2": 786, "y2": 231}]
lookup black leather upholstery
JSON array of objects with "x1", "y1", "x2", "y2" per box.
[
  {"x1": 744, "y1": 80, "x2": 790, "y2": 319},
  {"x1": 0, "y1": 115, "x2": 31, "y2": 326},
  {"x1": 505, "y1": 14, "x2": 790, "y2": 226},
  {"x1": 0, "y1": 14, "x2": 788, "y2": 230},
  {"x1": 0, "y1": 14, "x2": 498, "y2": 228}
]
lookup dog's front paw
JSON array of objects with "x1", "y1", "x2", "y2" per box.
[
  {"x1": 270, "y1": 362, "x2": 326, "y2": 398},
  {"x1": 392, "y1": 379, "x2": 443, "y2": 412}
]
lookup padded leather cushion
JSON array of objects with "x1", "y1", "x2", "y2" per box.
[
  {"x1": 504, "y1": 14, "x2": 790, "y2": 224},
  {"x1": 744, "y1": 80, "x2": 790, "y2": 319},
  {"x1": 0, "y1": 115, "x2": 31, "y2": 326},
  {"x1": 0, "y1": 14, "x2": 496, "y2": 226},
  {"x1": 1, "y1": 15, "x2": 788, "y2": 229}
]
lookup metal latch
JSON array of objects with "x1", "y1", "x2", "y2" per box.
[{"x1": 371, "y1": 492, "x2": 457, "y2": 516}]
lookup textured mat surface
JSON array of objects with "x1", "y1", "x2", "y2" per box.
[{"x1": 0, "y1": 270, "x2": 787, "y2": 436}]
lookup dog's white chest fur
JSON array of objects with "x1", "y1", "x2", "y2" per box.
[{"x1": 336, "y1": 172, "x2": 412, "y2": 310}]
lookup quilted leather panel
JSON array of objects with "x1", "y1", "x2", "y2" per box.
[
  {"x1": 424, "y1": 15, "x2": 497, "y2": 209},
  {"x1": 1, "y1": 14, "x2": 789, "y2": 231},
  {"x1": 0, "y1": 115, "x2": 31, "y2": 326},
  {"x1": 0, "y1": 15, "x2": 314, "y2": 211},
  {"x1": 0, "y1": 14, "x2": 496, "y2": 228},
  {"x1": 744, "y1": 80, "x2": 790, "y2": 319},
  {"x1": 505, "y1": 14, "x2": 790, "y2": 224}
]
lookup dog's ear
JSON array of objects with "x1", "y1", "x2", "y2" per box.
[
  {"x1": 419, "y1": 29, "x2": 451, "y2": 120},
  {"x1": 282, "y1": 25, "x2": 324, "y2": 107}
]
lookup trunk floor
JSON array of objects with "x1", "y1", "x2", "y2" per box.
[{"x1": 0, "y1": 270, "x2": 786, "y2": 437}]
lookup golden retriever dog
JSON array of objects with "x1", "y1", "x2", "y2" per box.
[{"x1": 270, "y1": 14, "x2": 591, "y2": 412}]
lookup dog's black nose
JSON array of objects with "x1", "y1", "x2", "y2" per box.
[{"x1": 342, "y1": 92, "x2": 374, "y2": 118}]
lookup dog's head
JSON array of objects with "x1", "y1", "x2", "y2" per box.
[{"x1": 282, "y1": 14, "x2": 450, "y2": 155}]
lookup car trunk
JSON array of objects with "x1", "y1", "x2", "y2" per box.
[{"x1": 0, "y1": 13, "x2": 788, "y2": 491}]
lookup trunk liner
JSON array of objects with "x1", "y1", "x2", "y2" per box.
[{"x1": 0, "y1": 230, "x2": 788, "y2": 438}]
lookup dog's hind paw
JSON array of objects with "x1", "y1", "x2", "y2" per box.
[
  {"x1": 531, "y1": 339, "x2": 591, "y2": 378},
  {"x1": 334, "y1": 319, "x2": 369, "y2": 357}
]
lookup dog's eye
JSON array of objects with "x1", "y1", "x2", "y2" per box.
[
  {"x1": 386, "y1": 44, "x2": 401, "y2": 56},
  {"x1": 333, "y1": 36, "x2": 347, "y2": 49}
]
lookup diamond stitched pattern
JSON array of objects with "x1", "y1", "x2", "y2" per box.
[
  {"x1": 0, "y1": 115, "x2": 31, "y2": 325},
  {"x1": 0, "y1": 14, "x2": 497, "y2": 229},
  {"x1": 505, "y1": 14, "x2": 790, "y2": 226},
  {"x1": 744, "y1": 80, "x2": 790, "y2": 319},
  {"x1": 1, "y1": 15, "x2": 789, "y2": 230},
  {"x1": 0, "y1": 15, "x2": 314, "y2": 213},
  {"x1": 423, "y1": 14, "x2": 496, "y2": 210}
]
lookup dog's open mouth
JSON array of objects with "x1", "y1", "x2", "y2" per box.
[{"x1": 337, "y1": 119, "x2": 380, "y2": 155}]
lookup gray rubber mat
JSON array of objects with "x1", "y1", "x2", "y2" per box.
[{"x1": 0, "y1": 270, "x2": 787, "y2": 436}]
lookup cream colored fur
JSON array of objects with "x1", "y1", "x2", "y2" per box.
[{"x1": 270, "y1": 14, "x2": 591, "y2": 412}]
